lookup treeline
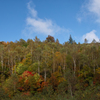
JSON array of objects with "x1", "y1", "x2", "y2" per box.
[{"x1": 0, "y1": 35, "x2": 100, "y2": 100}]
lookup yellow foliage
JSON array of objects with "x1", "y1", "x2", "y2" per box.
[
  {"x1": 58, "y1": 66, "x2": 61, "y2": 72},
  {"x1": 97, "y1": 93, "x2": 100, "y2": 97},
  {"x1": 96, "y1": 67, "x2": 100, "y2": 74},
  {"x1": 34, "y1": 73, "x2": 41, "y2": 82}
]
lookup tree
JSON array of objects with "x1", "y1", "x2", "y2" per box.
[
  {"x1": 84, "y1": 38, "x2": 88, "y2": 44},
  {"x1": 34, "y1": 36, "x2": 40, "y2": 43},
  {"x1": 60, "y1": 47, "x2": 67, "y2": 78},
  {"x1": 3, "y1": 74, "x2": 18, "y2": 97},
  {"x1": 55, "y1": 39, "x2": 59, "y2": 45},
  {"x1": 65, "y1": 68, "x2": 77, "y2": 98},
  {"x1": 19, "y1": 39, "x2": 27, "y2": 47},
  {"x1": 46, "y1": 35, "x2": 55, "y2": 42},
  {"x1": 42, "y1": 45, "x2": 52, "y2": 82},
  {"x1": 69, "y1": 35, "x2": 73, "y2": 44},
  {"x1": 27, "y1": 39, "x2": 34, "y2": 62},
  {"x1": 0, "y1": 45, "x2": 4, "y2": 74},
  {"x1": 34, "y1": 46, "x2": 42, "y2": 75},
  {"x1": 92, "y1": 39, "x2": 96, "y2": 43}
]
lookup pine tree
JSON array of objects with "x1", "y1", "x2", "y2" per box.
[{"x1": 69, "y1": 35, "x2": 73, "y2": 44}]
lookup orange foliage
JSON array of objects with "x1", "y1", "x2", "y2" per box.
[
  {"x1": 37, "y1": 81, "x2": 48, "y2": 92},
  {"x1": 22, "y1": 91, "x2": 30, "y2": 96},
  {"x1": 18, "y1": 71, "x2": 47, "y2": 92}
]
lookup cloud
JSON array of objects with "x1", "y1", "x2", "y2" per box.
[
  {"x1": 78, "y1": 0, "x2": 100, "y2": 23},
  {"x1": 23, "y1": 1, "x2": 68, "y2": 38},
  {"x1": 87, "y1": 0, "x2": 100, "y2": 22},
  {"x1": 27, "y1": 1, "x2": 37, "y2": 18},
  {"x1": 77, "y1": 17, "x2": 82, "y2": 23},
  {"x1": 82, "y1": 30, "x2": 99, "y2": 43}
]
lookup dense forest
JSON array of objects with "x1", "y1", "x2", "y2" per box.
[{"x1": 0, "y1": 35, "x2": 100, "y2": 100}]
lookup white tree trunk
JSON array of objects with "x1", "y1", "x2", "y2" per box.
[
  {"x1": 38, "y1": 60, "x2": 40, "y2": 75},
  {"x1": 1, "y1": 55, "x2": 3, "y2": 73},
  {"x1": 73, "y1": 58, "x2": 76, "y2": 77},
  {"x1": 44, "y1": 67, "x2": 46, "y2": 82}
]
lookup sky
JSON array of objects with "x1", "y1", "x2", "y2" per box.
[{"x1": 0, "y1": 0, "x2": 100, "y2": 44}]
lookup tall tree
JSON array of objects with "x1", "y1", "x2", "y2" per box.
[
  {"x1": 42, "y1": 45, "x2": 52, "y2": 82},
  {"x1": 0, "y1": 45, "x2": 4, "y2": 73},
  {"x1": 46, "y1": 35, "x2": 55, "y2": 42},
  {"x1": 92, "y1": 39, "x2": 96, "y2": 43},
  {"x1": 84, "y1": 38, "x2": 88, "y2": 44},
  {"x1": 69, "y1": 35, "x2": 73, "y2": 44}
]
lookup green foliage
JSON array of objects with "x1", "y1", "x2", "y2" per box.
[
  {"x1": 28, "y1": 62, "x2": 38, "y2": 72},
  {"x1": 69, "y1": 35, "x2": 74, "y2": 44},
  {"x1": 66, "y1": 54, "x2": 73, "y2": 69},
  {"x1": 19, "y1": 39, "x2": 27, "y2": 47},
  {"x1": 3, "y1": 74, "x2": 18, "y2": 97},
  {"x1": 22, "y1": 53, "x2": 32, "y2": 66},
  {"x1": 16, "y1": 63, "x2": 28, "y2": 75},
  {"x1": 0, "y1": 62, "x2": 2, "y2": 71},
  {"x1": 1, "y1": 37, "x2": 100, "y2": 99},
  {"x1": 0, "y1": 87, "x2": 10, "y2": 100},
  {"x1": 57, "y1": 81, "x2": 68, "y2": 94}
]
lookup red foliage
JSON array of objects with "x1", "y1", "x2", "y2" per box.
[
  {"x1": 18, "y1": 71, "x2": 48, "y2": 93},
  {"x1": 18, "y1": 71, "x2": 34, "y2": 82},
  {"x1": 17, "y1": 87, "x2": 23, "y2": 91},
  {"x1": 93, "y1": 81, "x2": 95, "y2": 85},
  {"x1": 22, "y1": 71, "x2": 34, "y2": 77},
  {"x1": 22, "y1": 91, "x2": 30, "y2": 96}
]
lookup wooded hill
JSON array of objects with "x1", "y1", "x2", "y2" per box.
[{"x1": 0, "y1": 35, "x2": 100, "y2": 100}]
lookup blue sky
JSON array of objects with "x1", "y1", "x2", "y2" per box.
[{"x1": 0, "y1": 0, "x2": 100, "y2": 44}]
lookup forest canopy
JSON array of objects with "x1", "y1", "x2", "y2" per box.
[{"x1": 0, "y1": 35, "x2": 100, "y2": 100}]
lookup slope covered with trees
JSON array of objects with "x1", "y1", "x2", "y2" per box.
[{"x1": 0, "y1": 35, "x2": 100, "y2": 100}]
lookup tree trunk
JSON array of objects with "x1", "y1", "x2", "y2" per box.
[
  {"x1": 5, "y1": 62, "x2": 6, "y2": 72},
  {"x1": 53, "y1": 48, "x2": 55, "y2": 73},
  {"x1": 44, "y1": 67, "x2": 46, "y2": 82},
  {"x1": 19, "y1": 56, "x2": 21, "y2": 62},
  {"x1": 38, "y1": 60, "x2": 40, "y2": 75},
  {"x1": 8, "y1": 56, "x2": 11, "y2": 74},
  {"x1": 94, "y1": 65, "x2": 95, "y2": 74},
  {"x1": 11, "y1": 56, "x2": 13, "y2": 74},
  {"x1": 14, "y1": 57, "x2": 16, "y2": 73},
  {"x1": 63, "y1": 57, "x2": 66, "y2": 78},
  {"x1": 31, "y1": 47, "x2": 33, "y2": 62},
  {"x1": 79, "y1": 62, "x2": 80, "y2": 76},
  {"x1": 1, "y1": 55, "x2": 3, "y2": 73},
  {"x1": 73, "y1": 58, "x2": 76, "y2": 77},
  {"x1": 70, "y1": 85, "x2": 73, "y2": 98}
]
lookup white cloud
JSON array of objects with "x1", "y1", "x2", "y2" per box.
[
  {"x1": 27, "y1": 1, "x2": 37, "y2": 18},
  {"x1": 77, "y1": 0, "x2": 100, "y2": 23},
  {"x1": 79, "y1": 0, "x2": 100, "y2": 23},
  {"x1": 82, "y1": 30, "x2": 99, "y2": 43},
  {"x1": 23, "y1": 2, "x2": 68, "y2": 37},
  {"x1": 77, "y1": 17, "x2": 82, "y2": 23},
  {"x1": 87, "y1": 0, "x2": 100, "y2": 22}
]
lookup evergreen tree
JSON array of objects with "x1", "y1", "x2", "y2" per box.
[{"x1": 69, "y1": 35, "x2": 73, "y2": 44}]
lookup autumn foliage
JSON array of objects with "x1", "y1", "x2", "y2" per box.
[{"x1": 1, "y1": 36, "x2": 100, "y2": 99}]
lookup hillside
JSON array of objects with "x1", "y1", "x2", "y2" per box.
[{"x1": 0, "y1": 35, "x2": 100, "y2": 100}]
